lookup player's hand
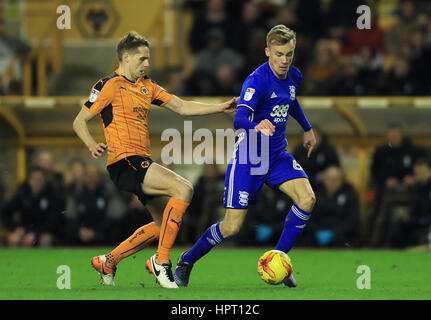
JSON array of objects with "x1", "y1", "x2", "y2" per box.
[
  {"x1": 220, "y1": 97, "x2": 239, "y2": 113},
  {"x1": 255, "y1": 119, "x2": 275, "y2": 136},
  {"x1": 303, "y1": 129, "x2": 316, "y2": 158},
  {"x1": 88, "y1": 142, "x2": 107, "y2": 159}
]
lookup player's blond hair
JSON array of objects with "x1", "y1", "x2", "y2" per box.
[
  {"x1": 117, "y1": 31, "x2": 150, "y2": 61},
  {"x1": 266, "y1": 25, "x2": 296, "y2": 47}
]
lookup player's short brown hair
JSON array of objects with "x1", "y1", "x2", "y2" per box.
[
  {"x1": 266, "y1": 24, "x2": 296, "y2": 48},
  {"x1": 117, "y1": 31, "x2": 150, "y2": 61}
]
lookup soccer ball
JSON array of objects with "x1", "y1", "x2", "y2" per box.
[{"x1": 257, "y1": 250, "x2": 292, "y2": 285}]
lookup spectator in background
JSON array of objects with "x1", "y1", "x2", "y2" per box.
[
  {"x1": 1, "y1": 167, "x2": 64, "y2": 247},
  {"x1": 329, "y1": 60, "x2": 365, "y2": 96},
  {"x1": 184, "y1": 164, "x2": 225, "y2": 243},
  {"x1": 371, "y1": 122, "x2": 426, "y2": 194},
  {"x1": 185, "y1": 71, "x2": 214, "y2": 96},
  {"x1": 193, "y1": 29, "x2": 243, "y2": 77},
  {"x1": 119, "y1": 194, "x2": 154, "y2": 244},
  {"x1": 187, "y1": 29, "x2": 243, "y2": 96},
  {"x1": 266, "y1": 5, "x2": 314, "y2": 75},
  {"x1": 236, "y1": 185, "x2": 288, "y2": 247},
  {"x1": 232, "y1": 2, "x2": 267, "y2": 55},
  {"x1": 164, "y1": 69, "x2": 188, "y2": 96},
  {"x1": 384, "y1": 0, "x2": 421, "y2": 57},
  {"x1": 66, "y1": 158, "x2": 86, "y2": 195},
  {"x1": 189, "y1": 0, "x2": 235, "y2": 54},
  {"x1": 240, "y1": 27, "x2": 268, "y2": 79},
  {"x1": 64, "y1": 165, "x2": 127, "y2": 245},
  {"x1": 306, "y1": 166, "x2": 360, "y2": 247},
  {"x1": 303, "y1": 41, "x2": 340, "y2": 95},
  {"x1": 0, "y1": 32, "x2": 31, "y2": 95},
  {"x1": 36, "y1": 151, "x2": 64, "y2": 191},
  {"x1": 408, "y1": 28, "x2": 431, "y2": 94},
  {"x1": 380, "y1": 56, "x2": 418, "y2": 95},
  {"x1": 232, "y1": 2, "x2": 268, "y2": 78},
  {"x1": 292, "y1": 125, "x2": 340, "y2": 187},
  {"x1": 369, "y1": 122, "x2": 426, "y2": 243},
  {"x1": 267, "y1": 6, "x2": 299, "y2": 34},
  {"x1": 352, "y1": 45, "x2": 384, "y2": 95},
  {"x1": 211, "y1": 64, "x2": 242, "y2": 96},
  {"x1": 371, "y1": 157, "x2": 431, "y2": 248},
  {"x1": 411, "y1": 157, "x2": 431, "y2": 246}
]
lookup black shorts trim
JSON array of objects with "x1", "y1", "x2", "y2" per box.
[{"x1": 107, "y1": 155, "x2": 154, "y2": 204}]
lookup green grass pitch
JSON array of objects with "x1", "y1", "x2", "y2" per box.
[{"x1": 1, "y1": 247, "x2": 431, "y2": 300}]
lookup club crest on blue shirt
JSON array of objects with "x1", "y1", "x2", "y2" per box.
[
  {"x1": 244, "y1": 88, "x2": 255, "y2": 101},
  {"x1": 289, "y1": 86, "x2": 296, "y2": 100},
  {"x1": 238, "y1": 191, "x2": 249, "y2": 206}
]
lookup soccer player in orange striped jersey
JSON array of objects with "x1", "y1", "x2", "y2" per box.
[{"x1": 73, "y1": 31, "x2": 237, "y2": 288}]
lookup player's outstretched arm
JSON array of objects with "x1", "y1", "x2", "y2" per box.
[
  {"x1": 73, "y1": 108, "x2": 107, "y2": 159},
  {"x1": 164, "y1": 96, "x2": 238, "y2": 116}
]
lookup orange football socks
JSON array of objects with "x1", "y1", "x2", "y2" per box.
[
  {"x1": 106, "y1": 222, "x2": 160, "y2": 267},
  {"x1": 156, "y1": 197, "x2": 189, "y2": 264}
]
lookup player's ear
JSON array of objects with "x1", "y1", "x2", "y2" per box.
[
  {"x1": 265, "y1": 47, "x2": 270, "y2": 58},
  {"x1": 122, "y1": 51, "x2": 129, "y2": 63}
]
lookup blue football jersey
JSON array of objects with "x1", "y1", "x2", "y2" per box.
[{"x1": 236, "y1": 62, "x2": 304, "y2": 160}]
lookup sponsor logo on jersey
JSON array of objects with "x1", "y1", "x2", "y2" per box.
[{"x1": 270, "y1": 104, "x2": 290, "y2": 123}]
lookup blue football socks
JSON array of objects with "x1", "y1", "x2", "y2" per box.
[
  {"x1": 183, "y1": 222, "x2": 224, "y2": 265},
  {"x1": 275, "y1": 204, "x2": 310, "y2": 253}
]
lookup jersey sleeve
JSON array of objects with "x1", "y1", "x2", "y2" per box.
[
  {"x1": 290, "y1": 98, "x2": 312, "y2": 132},
  {"x1": 83, "y1": 79, "x2": 115, "y2": 116},
  {"x1": 237, "y1": 75, "x2": 263, "y2": 112},
  {"x1": 151, "y1": 82, "x2": 174, "y2": 107}
]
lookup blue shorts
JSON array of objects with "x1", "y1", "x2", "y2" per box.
[{"x1": 223, "y1": 151, "x2": 308, "y2": 209}]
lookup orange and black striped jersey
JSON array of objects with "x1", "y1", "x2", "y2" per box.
[{"x1": 83, "y1": 70, "x2": 174, "y2": 166}]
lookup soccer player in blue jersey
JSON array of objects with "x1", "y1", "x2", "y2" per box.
[{"x1": 175, "y1": 25, "x2": 316, "y2": 287}]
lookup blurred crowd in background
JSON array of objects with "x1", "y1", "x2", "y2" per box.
[
  {"x1": 1, "y1": 123, "x2": 430, "y2": 249},
  {"x1": 164, "y1": 0, "x2": 431, "y2": 97},
  {"x1": 1, "y1": 0, "x2": 431, "y2": 249}
]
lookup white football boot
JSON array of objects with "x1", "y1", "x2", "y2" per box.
[{"x1": 145, "y1": 254, "x2": 178, "y2": 289}]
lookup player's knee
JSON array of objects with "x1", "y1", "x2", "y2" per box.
[
  {"x1": 170, "y1": 179, "x2": 194, "y2": 202},
  {"x1": 220, "y1": 221, "x2": 242, "y2": 238},
  {"x1": 297, "y1": 192, "x2": 316, "y2": 212},
  {"x1": 179, "y1": 180, "x2": 194, "y2": 202}
]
